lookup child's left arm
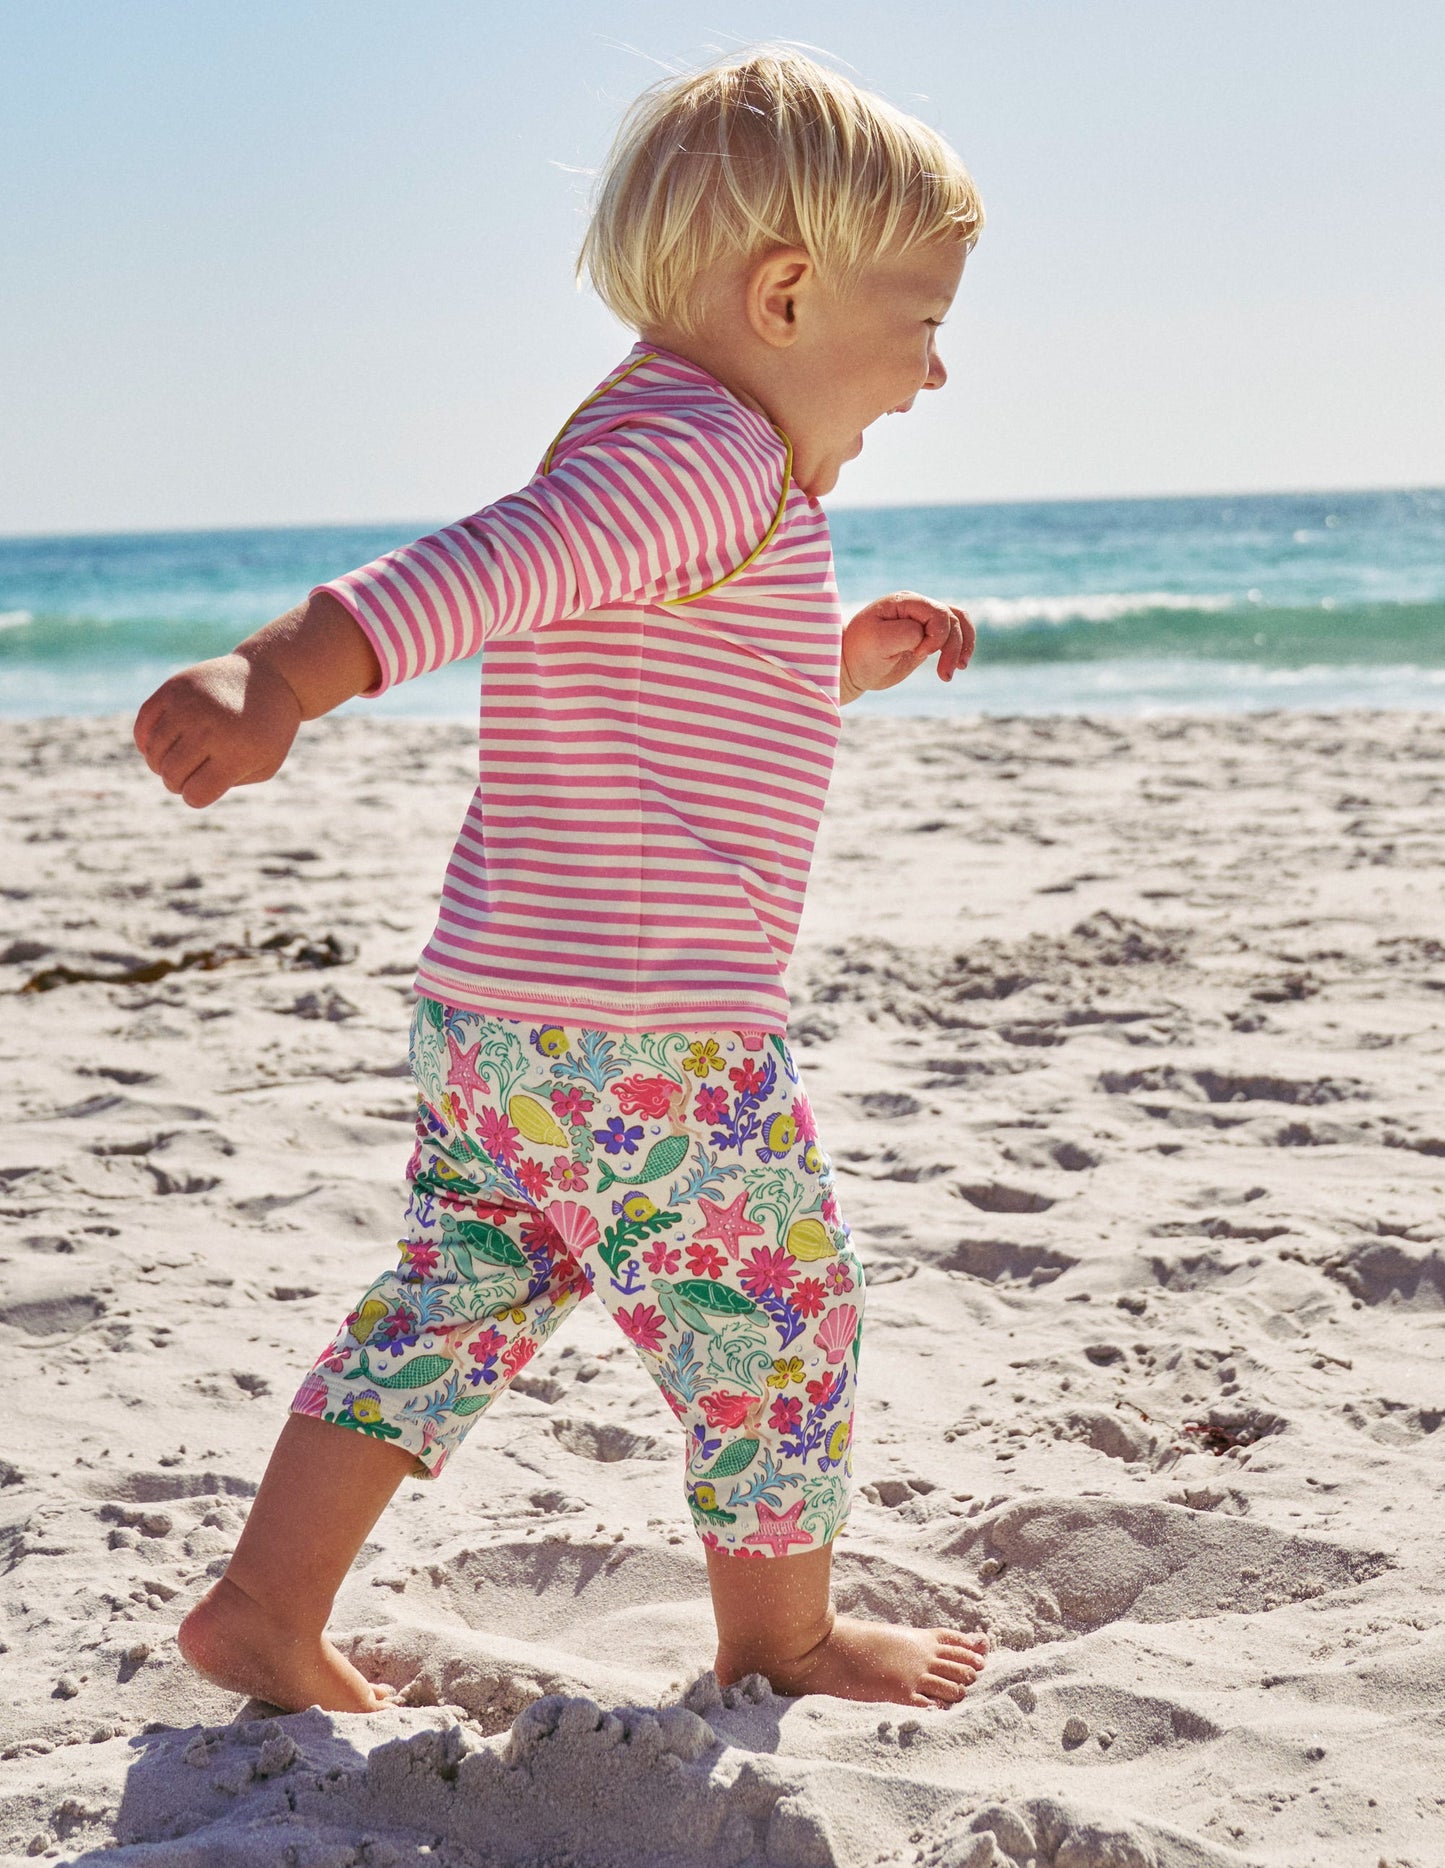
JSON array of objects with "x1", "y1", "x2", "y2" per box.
[{"x1": 839, "y1": 591, "x2": 975, "y2": 705}]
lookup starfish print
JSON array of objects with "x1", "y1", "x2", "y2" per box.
[
  {"x1": 742, "y1": 1496, "x2": 815, "y2": 1557},
  {"x1": 693, "y1": 1189, "x2": 766, "y2": 1262},
  {"x1": 446, "y1": 1032, "x2": 492, "y2": 1109}
]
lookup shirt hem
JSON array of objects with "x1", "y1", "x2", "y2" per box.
[{"x1": 411, "y1": 965, "x2": 790, "y2": 1037}]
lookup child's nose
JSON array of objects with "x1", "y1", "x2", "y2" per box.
[{"x1": 925, "y1": 348, "x2": 948, "y2": 391}]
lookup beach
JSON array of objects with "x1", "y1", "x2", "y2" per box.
[{"x1": 1, "y1": 706, "x2": 1443, "y2": 1866}]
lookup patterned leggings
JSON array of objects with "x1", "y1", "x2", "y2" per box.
[{"x1": 294, "y1": 998, "x2": 864, "y2": 1556}]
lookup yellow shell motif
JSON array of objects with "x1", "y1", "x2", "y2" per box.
[
  {"x1": 507, "y1": 1094, "x2": 569, "y2": 1148},
  {"x1": 351, "y1": 1297, "x2": 390, "y2": 1344},
  {"x1": 619, "y1": 1191, "x2": 658, "y2": 1222},
  {"x1": 784, "y1": 1217, "x2": 838, "y2": 1263}
]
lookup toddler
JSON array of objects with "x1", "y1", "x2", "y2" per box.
[{"x1": 136, "y1": 47, "x2": 987, "y2": 1715}]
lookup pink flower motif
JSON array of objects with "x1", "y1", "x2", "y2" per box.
[
  {"x1": 292, "y1": 1370, "x2": 328, "y2": 1417},
  {"x1": 551, "y1": 1086, "x2": 594, "y2": 1125},
  {"x1": 686, "y1": 1241, "x2": 725, "y2": 1280},
  {"x1": 791, "y1": 1095, "x2": 819, "y2": 1145},
  {"x1": 514, "y1": 1157, "x2": 550, "y2": 1202},
  {"x1": 642, "y1": 1240, "x2": 681, "y2": 1275},
  {"x1": 821, "y1": 1192, "x2": 841, "y2": 1226},
  {"x1": 806, "y1": 1372, "x2": 838, "y2": 1405},
  {"x1": 616, "y1": 1303, "x2": 666, "y2": 1354},
  {"x1": 543, "y1": 1200, "x2": 601, "y2": 1254},
  {"x1": 740, "y1": 1244, "x2": 796, "y2": 1300},
  {"x1": 501, "y1": 1337, "x2": 536, "y2": 1379},
  {"x1": 400, "y1": 1239, "x2": 440, "y2": 1276},
  {"x1": 728, "y1": 1058, "x2": 765, "y2": 1097},
  {"x1": 694, "y1": 1085, "x2": 729, "y2": 1124},
  {"x1": 551, "y1": 1155, "x2": 588, "y2": 1191},
  {"x1": 476, "y1": 1107, "x2": 521, "y2": 1164},
  {"x1": 824, "y1": 1260, "x2": 855, "y2": 1296},
  {"x1": 768, "y1": 1394, "x2": 803, "y2": 1433},
  {"x1": 467, "y1": 1325, "x2": 507, "y2": 1363},
  {"x1": 615, "y1": 1074, "x2": 679, "y2": 1118},
  {"x1": 814, "y1": 1303, "x2": 859, "y2": 1365},
  {"x1": 792, "y1": 1276, "x2": 825, "y2": 1319}
]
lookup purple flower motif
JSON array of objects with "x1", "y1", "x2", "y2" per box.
[
  {"x1": 691, "y1": 1422, "x2": 722, "y2": 1465},
  {"x1": 594, "y1": 1115, "x2": 644, "y2": 1157}
]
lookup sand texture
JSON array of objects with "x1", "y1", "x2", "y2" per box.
[{"x1": 1, "y1": 709, "x2": 1443, "y2": 1867}]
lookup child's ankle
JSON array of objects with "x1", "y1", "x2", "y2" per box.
[{"x1": 715, "y1": 1604, "x2": 836, "y2": 1690}]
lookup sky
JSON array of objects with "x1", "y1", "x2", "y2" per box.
[{"x1": 3, "y1": 0, "x2": 1442, "y2": 536}]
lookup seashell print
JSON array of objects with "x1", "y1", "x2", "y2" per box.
[
  {"x1": 542, "y1": 1199, "x2": 602, "y2": 1254},
  {"x1": 813, "y1": 1302, "x2": 859, "y2": 1364}
]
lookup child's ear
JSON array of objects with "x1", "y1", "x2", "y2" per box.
[{"x1": 746, "y1": 248, "x2": 813, "y2": 349}]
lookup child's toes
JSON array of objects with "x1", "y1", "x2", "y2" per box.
[{"x1": 919, "y1": 1672, "x2": 967, "y2": 1705}]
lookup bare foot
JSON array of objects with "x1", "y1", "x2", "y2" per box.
[
  {"x1": 178, "y1": 1577, "x2": 390, "y2": 1714},
  {"x1": 717, "y1": 1616, "x2": 988, "y2": 1709}
]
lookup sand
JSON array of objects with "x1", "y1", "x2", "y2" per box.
[{"x1": 1, "y1": 707, "x2": 1442, "y2": 1868}]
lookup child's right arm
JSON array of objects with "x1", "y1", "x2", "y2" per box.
[{"x1": 133, "y1": 590, "x2": 381, "y2": 809}]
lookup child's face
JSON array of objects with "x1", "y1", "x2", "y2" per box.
[{"x1": 777, "y1": 236, "x2": 968, "y2": 497}]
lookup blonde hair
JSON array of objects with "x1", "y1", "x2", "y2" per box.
[{"x1": 578, "y1": 47, "x2": 983, "y2": 335}]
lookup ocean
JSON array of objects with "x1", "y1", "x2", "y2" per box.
[{"x1": 2, "y1": 487, "x2": 1442, "y2": 719}]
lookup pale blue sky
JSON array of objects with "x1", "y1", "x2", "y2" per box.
[{"x1": 3, "y1": 0, "x2": 1441, "y2": 535}]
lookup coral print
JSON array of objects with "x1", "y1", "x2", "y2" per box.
[{"x1": 296, "y1": 998, "x2": 863, "y2": 1553}]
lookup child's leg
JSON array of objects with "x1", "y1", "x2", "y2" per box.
[
  {"x1": 707, "y1": 1543, "x2": 988, "y2": 1708},
  {"x1": 178, "y1": 1415, "x2": 415, "y2": 1713}
]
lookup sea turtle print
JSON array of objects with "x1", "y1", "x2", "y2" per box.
[{"x1": 294, "y1": 999, "x2": 864, "y2": 1554}]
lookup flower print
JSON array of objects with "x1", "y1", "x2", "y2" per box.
[
  {"x1": 615, "y1": 1303, "x2": 666, "y2": 1354},
  {"x1": 792, "y1": 1276, "x2": 825, "y2": 1319},
  {"x1": 821, "y1": 1192, "x2": 841, "y2": 1227},
  {"x1": 292, "y1": 1370, "x2": 329, "y2": 1417},
  {"x1": 807, "y1": 1369, "x2": 843, "y2": 1407},
  {"x1": 476, "y1": 1107, "x2": 521, "y2": 1165},
  {"x1": 520, "y1": 1209, "x2": 566, "y2": 1255},
  {"x1": 693, "y1": 1085, "x2": 729, "y2": 1125},
  {"x1": 467, "y1": 1324, "x2": 506, "y2": 1364},
  {"x1": 740, "y1": 1244, "x2": 797, "y2": 1301},
  {"x1": 400, "y1": 1239, "x2": 440, "y2": 1277},
  {"x1": 514, "y1": 1157, "x2": 550, "y2": 1202},
  {"x1": 320, "y1": 1351, "x2": 349, "y2": 1374},
  {"x1": 691, "y1": 1421, "x2": 722, "y2": 1464},
  {"x1": 768, "y1": 1394, "x2": 803, "y2": 1434},
  {"x1": 440, "y1": 1091, "x2": 470, "y2": 1134},
  {"x1": 615, "y1": 1074, "x2": 679, "y2": 1118},
  {"x1": 551, "y1": 1155, "x2": 588, "y2": 1191},
  {"x1": 642, "y1": 1239, "x2": 681, "y2": 1276},
  {"x1": 699, "y1": 1390, "x2": 757, "y2": 1429},
  {"x1": 378, "y1": 1305, "x2": 420, "y2": 1354},
  {"x1": 683, "y1": 1038, "x2": 725, "y2": 1078},
  {"x1": 686, "y1": 1240, "x2": 726, "y2": 1280},
  {"x1": 551, "y1": 1086, "x2": 594, "y2": 1126},
  {"x1": 594, "y1": 1116, "x2": 644, "y2": 1157},
  {"x1": 824, "y1": 1261, "x2": 855, "y2": 1296},
  {"x1": 501, "y1": 1337, "x2": 536, "y2": 1380},
  {"x1": 476, "y1": 1198, "x2": 525, "y2": 1224},
  {"x1": 791, "y1": 1095, "x2": 819, "y2": 1145},
  {"x1": 728, "y1": 1057, "x2": 765, "y2": 1098},
  {"x1": 766, "y1": 1356, "x2": 806, "y2": 1389}
]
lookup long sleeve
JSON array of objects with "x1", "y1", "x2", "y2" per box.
[{"x1": 315, "y1": 413, "x2": 785, "y2": 695}]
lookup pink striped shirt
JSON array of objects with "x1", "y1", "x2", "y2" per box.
[{"x1": 319, "y1": 344, "x2": 843, "y2": 1034}]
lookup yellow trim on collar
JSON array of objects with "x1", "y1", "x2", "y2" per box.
[{"x1": 539, "y1": 351, "x2": 793, "y2": 609}]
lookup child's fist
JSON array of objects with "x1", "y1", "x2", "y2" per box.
[
  {"x1": 840, "y1": 591, "x2": 975, "y2": 701},
  {"x1": 133, "y1": 653, "x2": 303, "y2": 808}
]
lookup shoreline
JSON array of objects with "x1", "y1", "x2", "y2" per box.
[{"x1": 1, "y1": 709, "x2": 1442, "y2": 1865}]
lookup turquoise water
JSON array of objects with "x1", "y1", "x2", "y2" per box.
[{"x1": 2, "y1": 488, "x2": 1442, "y2": 717}]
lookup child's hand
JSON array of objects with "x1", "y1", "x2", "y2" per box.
[
  {"x1": 134, "y1": 652, "x2": 303, "y2": 809},
  {"x1": 840, "y1": 591, "x2": 975, "y2": 703}
]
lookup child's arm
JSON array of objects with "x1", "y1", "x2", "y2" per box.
[
  {"x1": 839, "y1": 591, "x2": 974, "y2": 704},
  {"x1": 133, "y1": 591, "x2": 381, "y2": 809}
]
